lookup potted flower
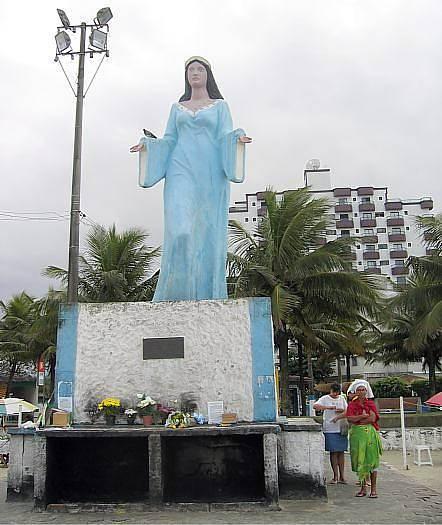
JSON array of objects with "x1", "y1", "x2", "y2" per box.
[
  {"x1": 98, "y1": 397, "x2": 121, "y2": 425},
  {"x1": 124, "y1": 408, "x2": 137, "y2": 425},
  {"x1": 136, "y1": 396, "x2": 158, "y2": 426}
]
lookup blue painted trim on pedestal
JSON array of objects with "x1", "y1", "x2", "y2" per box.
[
  {"x1": 54, "y1": 304, "x2": 78, "y2": 407},
  {"x1": 248, "y1": 298, "x2": 277, "y2": 422}
]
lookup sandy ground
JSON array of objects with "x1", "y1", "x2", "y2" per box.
[{"x1": 381, "y1": 449, "x2": 442, "y2": 493}]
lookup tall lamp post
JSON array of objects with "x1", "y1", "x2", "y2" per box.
[{"x1": 54, "y1": 8, "x2": 113, "y2": 303}]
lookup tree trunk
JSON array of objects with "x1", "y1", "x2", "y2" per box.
[
  {"x1": 5, "y1": 360, "x2": 17, "y2": 397},
  {"x1": 276, "y1": 329, "x2": 290, "y2": 416},
  {"x1": 49, "y1": 353, "x2": 56, "y2": 397},
  {"x1": 336, "y1": 357, "x2": 342, "y2": 386},
  {"x1": 428, "y1": 356, "x2": 437, "y2": 396},
  {"x1": 345, "y1": 354, "x2": 351, "y2": 382},
  {"x1": 306, "y1": 344, "x2": 314, "y2": 392},
  {"x1": 298, "y1": 341, "x2": 307, "y2": 416}
]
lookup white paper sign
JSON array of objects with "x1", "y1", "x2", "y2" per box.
[{"x1": 207, "y1": 401, "x2": 223, "y2": 425}]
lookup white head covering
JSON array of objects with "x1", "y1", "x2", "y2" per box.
[{"x1": 347, "y1": 379, "x2": 374, "y2": 399}]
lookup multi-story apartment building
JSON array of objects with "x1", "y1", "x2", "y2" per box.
[{"x1": 229, "y1": 162, "x2": 434, "y2": 287}]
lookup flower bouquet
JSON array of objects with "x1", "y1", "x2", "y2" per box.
[
  {"x1": 136, "y1": 396, "x2": 158, "y2": 426},
  {"x1": 165, "y1": 411, "x2": 192, "y2": 429},
  {"x1": 124, "y1": 408, "x2": 137, "y2": 425},
  {"x1": 98, "y1": 397, "x2": 121, "y2": 425}
]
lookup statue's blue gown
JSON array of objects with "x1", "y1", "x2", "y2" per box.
[{"x1": 138, "y1": 99, "x2": 246, "y2": 301}]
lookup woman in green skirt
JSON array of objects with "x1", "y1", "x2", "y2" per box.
[{"x1": 345, "y1": 383, "x2": 382, "y2": 498}]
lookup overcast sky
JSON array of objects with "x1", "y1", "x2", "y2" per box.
[{"x1": 1, "y1": 1, "x2": 441, "y2": 301}]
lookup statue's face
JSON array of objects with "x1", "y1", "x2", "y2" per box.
[{"x1": 187, "y1": 61, "x2": 208, "y2": 89}]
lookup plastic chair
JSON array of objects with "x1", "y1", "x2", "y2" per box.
[{"x1": 413, "y1": 445, "x2": 433, "y2": 467}]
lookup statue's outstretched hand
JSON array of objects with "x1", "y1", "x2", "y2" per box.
[
  {"x1": 239, "y1": 136, "x2": 252, "y2": 143},
  {"x1": 130, "y1": 143, "x2": 145, "y2": 153}
]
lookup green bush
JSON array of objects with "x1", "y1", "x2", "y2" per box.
[
  {"x1": 372, "y1": 377, "x2": 411, "y2": 398},
  {"x1": 411, "y1": 378, "x2": 442, "y2": 401}
]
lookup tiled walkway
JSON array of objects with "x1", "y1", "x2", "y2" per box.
[{"x1": 1, "y1": 459, "x2": 441, "y2": 524}]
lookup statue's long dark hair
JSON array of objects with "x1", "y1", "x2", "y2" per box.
[{"x1": 179, "y1": 60, "x2": 224, "y2": 102}]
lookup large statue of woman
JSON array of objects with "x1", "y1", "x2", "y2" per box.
[{"x1": 130, "y1": 56, "x2": 251, "y2": 302}]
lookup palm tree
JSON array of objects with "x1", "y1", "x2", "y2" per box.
[
  {"x1": 228, "y1": 188, "x2": 382, "y2": 414},
  {"x1": 45, "y1": 224, "x2": 160, "y2": 302},
  {"x1": 374, "y1": 215, "x2": 442, "y2": 395},
  {"x1": 0, "y1": 292, "x2": 38, "y2": 396}
]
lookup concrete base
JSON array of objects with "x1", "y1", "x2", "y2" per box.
[
  {"x1": 55, "y1": 298, "x2": 277, "y2": 423},
  {"x1": 33, "y1": 424, "x2": 280, "y2": 510}
]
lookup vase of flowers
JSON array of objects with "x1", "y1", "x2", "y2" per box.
[
  {"x1": 98, "y1": 397, "x2": 121, "y2": 425},
  {"x1": 124, "y1": 408, "x2": 137, "y2": 425},
  {"x1": 136, "y1": 396, "x2": 157, "y2": 426}
]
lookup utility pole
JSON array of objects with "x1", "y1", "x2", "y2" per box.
[
  {"x1": 67, "y1": 23, "x2": 86, "y2": 303},
  {"x1": 54, "y1": 8, "x2": 112, "y2": 303}
]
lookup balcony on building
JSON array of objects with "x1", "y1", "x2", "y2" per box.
[
  {"x1": 361, "y1": 235, "x2": 378, "y2": 243},
  {"x1": 335, "y1": 204, "x2": 353, "y2": 213},
  {"x1": 426, "y1": 248, "x2": 438, "y2": 256},
  {"x1": 358, "y1": 202, "x2": 375, "y2": 212},
  {"x1": 392, "y1": 266, "x2": 409, "y2": 276},
  {"x1": 333, "y1": 188, "x2": 351, "y2": 197},
  {"x1": 390, "y1": 249, "x2": 408, "y2": 259},
  {"x1": 364, "y1": 267, "x2": 381, "y2": 275},
  {"x1": 385, "y1": 200, "x2": 403, "y2": 211},
  {"x1": 387, "y1": 217, "x2": 404, "y2": 227},
  {"x1": 257, "y1": 206, "x2": 267, "y2": 217},
  {"x1": 256, "y1": 191, "x2": 266, "y2": 200},
  {"x1": 424, "y1": 232, "x2": 434, "y2": 241},
  {"x1": 363, "y1": 251, "x2": 380, "y2": 260},
  {"x1": 357, "y1": 187, "x2": 374, "y2": 196},
  {"x1": 420, "y1": 198, "x2": 433, "y2": 210},
  {"x1": 314, "y1": 237, "x2": 327, "y2": 246},
  {"x1": 336, "y1": 219, "x2": 354, "y2": 229},
  {"x1": 388, "y1": 233, "x2": 406, "y2": 242},
  {"x1": 360, "y1": 219, "x2": 376, "y2": 228},
  {"x1": 229, "y1": 205, "x2": 247, "y2": 213}
]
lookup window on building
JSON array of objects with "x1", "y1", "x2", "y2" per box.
[
  {"x1": 244, "y1": 217, "x2": 249, "y2": 222},
  {"x1": 408, "y1": 242, "x2": 411, "y2": 247},
  {"x1": 395, "y1": 260, "x2": 405, "y2": 267},
  {"x1": 396, "y1": 276, "x2": 407, "y2": 285},
  {"x1": 338, "y1": 198, "x2": 348, "y2": 205},
  {"x1": 341, "y1": 230, "x2": 351, "y2": 237},
  {"x1": 326, "y1": 230, "x2": 337, "y2": 236},
  {"x1": 361, "y1": 197, "x2": 371, "y2": 203},
  {"x1": 392, "y1": 227, "x2": 403, "y2": 234},
  {"x1": 340, "y1": 213, "x2": 349, "y2": 219},
  {"x1": 252, "y1": 217, "x2": 257, "y2": 222},
  {"x1": 390, "y1": 211, "x2": 400, "y2": 217},
  {"x1": 358, "y1": 261, "x2": 362, "y2": 265},
  {"x1": 355, "y1": 228, "x2": 359, "y2": 233},
  {"x1": 354, "y1": 213, "x2": 358, "y2": 217},
  {"x1": 366, "y1": 260, "x2": 377, "y2": 267},
  {"x1": 380, "y1": 260, "x2": 389, "y2": 266},
  {"x1": 404, "y1": 211, "x2": 408, "y2": 215},
  {"x1": 406, "y1": 226, "x2": 410, "y2": 231},
  {"x1": 375, "y1": 212, "x2": 384, "y2": 217},
  {"x1": 353, "y1": 197, "x2": 357, "y2": 201},
  {"x1": 378, "y1": 244, "x2": 387, "y2": 249},
  {"x1": 365, "y1": 244, "x2": 376, "y2": 251},
  {"x1": 378, "y1": 196, "x2": 383, "y2": 200},
  {"x1": 393, "y1": 243, "x2": 403, "y2": 250},
  {"x1": 362, "y1": 212, "x2": 373, "y2": 219},
  {"x1": 377, "y1": 227, "x2": 386, "y2": 233},
  {"x1": 364, "y1": 229, "x2": 374, "y2": 235},
  {"x1": 252, "y1": 202, "x2": 256, "y2": 206},
  {"x1": 351, "y1": 356, "x2": 358, "y2": 366},
  {"x1": 356, "y1": 245, "x2": 361, "y2": 249}
]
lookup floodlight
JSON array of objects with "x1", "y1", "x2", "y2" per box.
[
  {"x1": 55, "y1": 31, "x2": 71, "y2": 52},
  {"x1": 96, "y1": 7, "x2": 113, "y2": 26},
  {"x1": 57, "y1": 9, "x2": 71, "y2": 28},
  {"x1": 89, "y1": 28, "x2": 107, "y2": 51}
]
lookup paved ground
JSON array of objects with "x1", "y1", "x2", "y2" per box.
[{"x1": 1, "y1": 454, "x2": 441, "y2": 524}]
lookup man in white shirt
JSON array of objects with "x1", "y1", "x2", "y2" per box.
[{"x1": 313, "y1": 383, "x2": 348, "y2": 484}]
